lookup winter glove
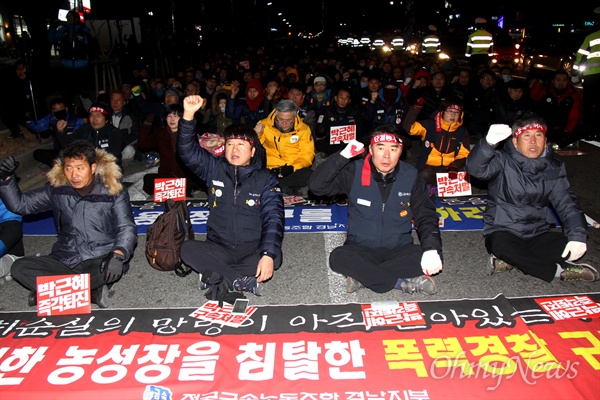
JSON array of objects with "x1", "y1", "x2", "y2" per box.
[
  {"x1": 447, "y1": 164, "x2": 458, "y2": 180},
  {"x1": 485, "y1": 124, "x2": 512, "y2": 146},
  {"x1": 421, "y1": 250, "x2": 443, "y2": 276},
  {"x1": 340, "y1": 139, "x2": 365, "y2": 159},
  {"x1": 414, "y1": 97, "x2": 426, "y2": 109},
  {"x1": 131, "y1": 85, "x2": 143, "y2": 96},
  {"x1": 273, "y1": 165, "x2": 294, "y2": 178},
  {"x1": 561, "y1": 241, "x2": 587, "y2": 262},
  {"x1": 0, "y1": 156, "x2": 19, "y2": 180},
  {"x1": 99, "y1": 251, "x2": 125, "y2": 284}
]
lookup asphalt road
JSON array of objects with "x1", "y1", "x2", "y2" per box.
[{"x1": 1, "y1": 137, "x2": 599, "y2": 311}]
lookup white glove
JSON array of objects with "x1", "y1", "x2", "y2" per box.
[
  {"x1": 561, "y1": 241, "x2": 587, "y2": 262},
  {"x1": 340, "y1": 139, "x2": 365, "y2": 159},
  {"x1": 421, "y1": 250, "x2": 442, "y2": 276},
  {"x1": 486, "y1": 124, "x2": 512, "y2": 146}
]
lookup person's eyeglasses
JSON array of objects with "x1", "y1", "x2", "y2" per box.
[{"x1": 276, "y1": 117, "x2": 294, "y2": 124}]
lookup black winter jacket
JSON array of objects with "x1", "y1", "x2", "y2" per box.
[{"x1": 178, "y1": 119, "x2": 284, "y2": 259}]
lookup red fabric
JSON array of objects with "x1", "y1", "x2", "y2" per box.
[
  {"x1": 361, "y1": 154, "x2": 372, "y2": 186},
  {"x1": 245, "y1": 78, "x2": 264, "y2": 111}
]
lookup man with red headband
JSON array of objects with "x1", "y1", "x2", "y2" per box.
[
  {"x1": 309, "y1": 124, "x2": 443, "y2": 295},
  {"x1": 72, "y1": 102, "x2": 123, "y2": 169},
  {"x1": 178, "y1": 96, "x2": 284, "y2": 304},
  {"x1": 466, "y1": 115, "x2": 598, "y2": 282}
]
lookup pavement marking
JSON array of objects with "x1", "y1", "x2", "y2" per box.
[{"x1": 324, "y1": 232, "x2": 355, "y2": 303}]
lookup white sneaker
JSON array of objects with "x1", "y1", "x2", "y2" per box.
[{"x1": 0, "y1": 254, "x2": 20, "y2": 282}]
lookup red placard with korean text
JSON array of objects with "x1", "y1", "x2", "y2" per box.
[
  {"x1": 436, "y1": 172, "x2": 472, "y2": 197},
  {"x1": 35, "y1": 274, "x2": 91, "y2": 317},
  {"x1": 330, "y1": 124, "x2": 357, "y2": 145},
  {"x1": 154, "y1": 178, "x2": 187, "y2": 203}
]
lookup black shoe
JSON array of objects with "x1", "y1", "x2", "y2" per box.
[
  {"x1": 28, "y1": 290, "x2": 37, "y2": 307},
  {"x1": 8, "y1": 131, "x2": 24, "y2": 140},
  {"x1": 91, "y1": 286, "x2": 109, "y2": 308}
]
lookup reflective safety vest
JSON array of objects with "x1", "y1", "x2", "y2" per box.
[
  {"x1": 574, "y1": 30, "x2": 600, "y2": 77},
  {"x1": 465, "y1": 29, "x2": 493, "y2": 57},
  {"x1": 422, "y1": 34, "x2": 441, "y2": 54}
]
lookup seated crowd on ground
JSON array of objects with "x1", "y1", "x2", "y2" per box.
[{"x1": 0, "y1": 44, "x2": 597, "y2": 307}]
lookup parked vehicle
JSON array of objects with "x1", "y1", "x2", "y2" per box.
[{"x1": 521, "y1": 33, "x2": 584, "y2": 76}]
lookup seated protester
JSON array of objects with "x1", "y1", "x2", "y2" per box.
[
  {"x1": 315, "y1": 86, "x2": 366, "y2": 156},
  {"x1": 177, "y1": 95, "x2": 284, "y2": 303},
  {"x1": 308, "y1": 125, "x2": 443, "y2": 295},
  {"x1": 466, "y1": 117, "x2": 598, "y2": 283},
  {"x1": 0, "y1": 198, "x2": 24, "y2": 281},
  {"x1": 529, "y1": 69, "x2": 586, "y2": 148},
  {"x1": 109, "y1": 89, "x2": 141, "y2": 165},
  {"x1": 495, "y1": 79, "x2": 533, "y2": 127},
  {"x1": 203, "y1": 91, "x2": 233, "y2": 136},
  {"x1": 405, "y1": 70, "x2": 454, "y2": 122},
  {"x1": 225, "y1": 78, "x2": 270, "y2": 128},
  {"x1": 27, "y1": 97, "x2": 84, "y2": 168},
  {"x1": 137, "y1": 104, "x2": 206, "y2": 196},
  {"x1": 255, "y1": 99, "x2": 315, "y2": 196},
  {"x1": 287, "y1": 82, "x2": 317, "y2": 136},
  {"x1": 73, "y1": 102, "x2": 124, "y2": 170},
  {"x1": 307, "y1": 76, "x2": 333, "y2": 113},
  {"x1": 0, "y1": 141, "x2": 138, "y2": 308},
  {"x1": 361, "y1": 78, "x2": 412, "y2": 159},
  {"x1": 403, "y1": 98, "x2": 470, "y2": 187},
  {"x1": 130, "y1": 85, "x2": 181, "y2": 128}
]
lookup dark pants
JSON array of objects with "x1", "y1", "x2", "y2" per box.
[
  {"x1": 180, "y1": 239, "x2": 282, "y2": 282},
  {"x1": 0, "y1": 220, "x2": 24, "y2": 257},
  {"x1": 279, "y1": 167, "x2": 312, "y2": 191},
  {"x1": 485, "y1": 230, "x2": 568, "y2": 282},
  {"x1": 11, "y1": 255, "x2": 107, "y2": 291},
  {"x1": 33, "y1": 148, "x2": 60, "y2": 168},
  {"x1": 582, "y1": 73, "x2": 600, "y2": 136},
  {"x1": 329, "y1": 242, "x2": 424, "y2": 293}
]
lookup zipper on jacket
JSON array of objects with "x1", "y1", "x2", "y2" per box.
[{"x1": 233, "y1": 166, "x2": 238, "y2": 205}]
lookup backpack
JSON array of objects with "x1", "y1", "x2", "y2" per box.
[{"x1": 145, "y1": 199, "x2": 194, "y2": 277}]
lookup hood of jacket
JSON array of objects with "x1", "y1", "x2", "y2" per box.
[{"x1": 46, "y1": 148, "x2": 123, "y2": 195}]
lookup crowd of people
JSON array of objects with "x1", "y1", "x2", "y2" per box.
[{"x1": 0, "y1": 13, "x2": 599, "y2": 306}]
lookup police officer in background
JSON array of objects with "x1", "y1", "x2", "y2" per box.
[{"x1": 573, "y1": 7, "x2": 600, "y2": 141}]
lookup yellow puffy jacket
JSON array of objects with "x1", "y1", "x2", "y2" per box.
[{"x1": 257, "y1": 109, "x2": 315, "y2": 170}]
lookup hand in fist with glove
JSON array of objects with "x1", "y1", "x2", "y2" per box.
[
  {"x1": 421, "y1": 250, "x2": 443, "y2": 276},
  {"x1": 561, "y1": 241, "x2": 587, "y2": 262},
  {"x1": 340, "y1": 139, "x2": 365, "y2": 159},
  {"x1": 0, "y1": 156, "x2": 19, "y2": 181},
  {"x1": 100, "y1": 251, "x2": 125, "y2": 284},
  {"x1": 486, "y1": 124, "x2": 512, "y2": 146}
]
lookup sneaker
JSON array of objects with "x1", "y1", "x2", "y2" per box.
[
  {"x1": 560, "y1": 262, "x2": 599, "y2": 282},
  {"x1": 346, "y1": 276, "x2": 364, "y2": 293},
  {"x1": 398, "y1": 275, "x2": 437, "y2": 295},
  {"x1": 28, "y1": 290, "x2": 37, "y2": 306},
  {"x1": 488, "y1": 254, "x2": 513, "y2": 275},
  {"x1": 91, "y1": 285, "x2": 109, "y2": 308},
  {"x1": 0, "y1": 254, "x2": 19, "y2": 281},
  {"x1": 233, "y1": 276, "x2": 260, "y2": 296},
  {"x1": 198, "y1": 273, "x2": 208, "y2": 290},
  {"x1": 7, "y1": 131, "x2": 24, "y2": 139}
]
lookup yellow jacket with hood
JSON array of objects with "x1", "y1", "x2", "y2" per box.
[
  {"x1": 409, "y1": 111, "x2": 470, "y2": 168},
  {"x1": 257, "y1": 108, "x2": 315, "y2": 170}
]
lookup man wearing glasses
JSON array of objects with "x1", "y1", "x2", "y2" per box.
[{"x1": 255, "y1": 99, "x2": 315, "y2": 197}]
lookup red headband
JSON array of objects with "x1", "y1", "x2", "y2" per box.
[
  {"x1": 370, "y1": 133, "x2": 403, "y2": 146},
  {"x1": 513, "y1": 123, "x2": 547, "y2": 138},
  {"x1": 89, "y1": 106, "x2": 108, "y2": 116},
  {"x1": 444, "y1": 104, "x2": 462, "y2": 112},
  {"x1": 226, "y1": 135, "x2": 255, "y2": 147}
]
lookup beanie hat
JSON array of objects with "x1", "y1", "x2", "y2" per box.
[
  {"x1": 414, "y1": 69, "x2": 431, "y2": 85},
  {"x1": 314, "y1": 76, "x2": 327, "y2": 85},
  {"x1": 165, "y1": 88, "x2": 181, "y2": 103}
]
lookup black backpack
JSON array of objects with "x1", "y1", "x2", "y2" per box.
[{"x1": 145, "y1": 199, "x2": 194, "y2": 277}]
